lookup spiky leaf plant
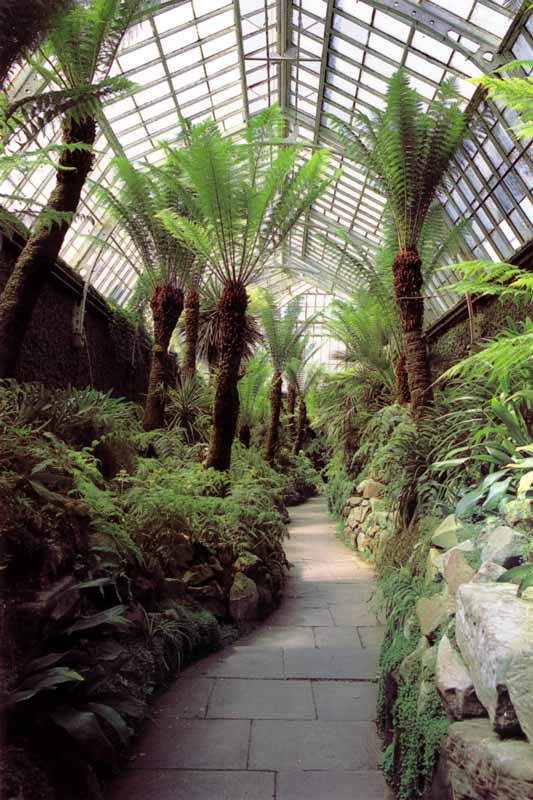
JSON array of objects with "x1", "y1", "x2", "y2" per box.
[
  {"x1": 159, "y1": 106, "x2": 333, "y2": 470},
  {"x1": 94, "y1": 157, "x2": 195, "y2": 430},
  {"x1": 237, "y1": 350, "x2": 270, "y2": 447},
  {"x1": 285, "y1": 339, "x2": 317, "y2": 439},
  {"x1": 330, "y1": 69, "x2": 468, "y2": 416},
  {"x1": 257, "y1": 291, "x2": 318, "y2": 464},
  {"x1": 0, "y1": 0, "x2": 157, "y2": 378}
]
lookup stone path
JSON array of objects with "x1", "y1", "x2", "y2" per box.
[{"x1": 107, "y1": 496, "x2": 389, "y2": 799}]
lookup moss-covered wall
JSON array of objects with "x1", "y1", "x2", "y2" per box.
[
  {"x1": 0, "y1": 234, "x2": 151, "y2": 402},
  {"x1": 428, "y1": 294, "x2": 531, "y2": 376}
]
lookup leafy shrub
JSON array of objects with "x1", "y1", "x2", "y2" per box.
[{"x1": 324, "y1": 455, "x2": 356, "y2": 517}]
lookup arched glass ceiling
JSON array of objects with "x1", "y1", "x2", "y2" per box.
[{"x1": 4, "y1": 0, "x2": 533, "y2": 325}]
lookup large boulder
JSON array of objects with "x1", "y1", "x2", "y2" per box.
[
  {"x1": 436, "y1": 635, "x2": 486, "y2": 721},
  {"x1": 456, "y1": 583, "x2": 533, "y2": 740},
  {"x1": 229, "y1": 572, "x2": 259, "y2": 624},
  {"x1": 443, "y1": 547, "x2": 477, "y2": 601},
  {"x1": 505, "y1": 498, "x2": 533, "y2": 531},
  {"x1": 477, "y1": 525, "x2": 528, "y2": 568},
  {"x1": 426, "y1": 547, "x2": 445, "y2": 582},
  {"x1": 356, "y1": 478, "x2": 384, "y2": 498},
  {"x1": 416, "y1": 591, "x2": 454, "y2": 641},
  {"x1": 445, "y1": 719, "x2": 533, "y2": 799},
  {"x1": 431, "y1": 515, "x2": 468, "y2": 550}
]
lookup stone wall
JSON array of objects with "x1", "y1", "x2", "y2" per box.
[{"x1": 0, "y1": 233, "x2": 151, "y2": 402}]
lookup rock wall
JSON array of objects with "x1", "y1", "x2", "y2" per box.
[
  {"x1": 372, "y1": 502, "x2": 533, "y2": 799},
  {"x1": 0, "y1": 233, "x2": 151, "y2": 402}
]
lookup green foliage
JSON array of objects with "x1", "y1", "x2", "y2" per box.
[
  {"x1": 474, "y1": 57, "x2": 533, "y2": 139},
  {"x1": 256, "y1": 291, "x2": 317, "y2": 374},
  {"x1": 158, "y1": 105, "x2": 335, "y2": 286},
  {"x1": 166, "y1": 375, "x2": 212, "y2": 444},
  {"x1": 238, "y1": 351, "x2": 270, "y2": 429},
  {"x1": 324, "y1": 455, "x2": 356, "y2": 517},
  {"x1": 329, "y1": 69, "x2": 467, "y2": 250}
]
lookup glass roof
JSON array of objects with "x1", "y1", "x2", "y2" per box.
[{"x1": 3, "y1": 0, "x2": 532, "y2": 326}]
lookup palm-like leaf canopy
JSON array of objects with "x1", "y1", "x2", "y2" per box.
[
  {"x1": 158, "y1": 105, "x2": 334, "y2": 286},
  {"x1": 330, "y1": 69, "x2": 467, "y2": 251},
  {"x1": 5, "y1": 0, "x2": 157, "y2": 143},
  {"x1": 94, "y1": 156, "x2": 195, "y2": 296},
  {"x1": 257, "y1": 290, "x2": 318, "y2": 375},
  {"x1": 197, "y1": 278, "x2": 261, "y2": 369}
]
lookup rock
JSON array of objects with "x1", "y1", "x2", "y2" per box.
[
  {"x1": 472, "y1": 561, "x2": 506, "y2": 584},
  {"x1": 431, "y1": 515, "x2": 468, "y2": 550},
  {"x1": 505, "y1": 498, "x2": 533, "y2": 531},
  {"x1": 229, "y1": 573, "x2": 259, "y2": 624},
  {"x1": 427, "y1": 547, "x2": 445, "y2": 582},
  {"x1": 456, "y1": 583, "x2": 533, "y2": 740},
  {"x1": 183, "y1": 564, "x2": 215, "y2": 586},
  {"x1": 477, "y1": 525, "x2": 528, "y2": 568},
  {"x1": 357, "y1": 532, "x2": 371, "y2": 551},
  {"x1": 436, "y1": 635, "x2": 487, "y2": 721},
  {"x1": 346, "y1": 508, "x2": 361, "y2": 530},
  {"x1": 443, "y1": 549, "x2": 476, "y2": 600},
  {"x1": 421, "y1": 644, "x2": 438, "y2": 680},
  {"x1": 416, "y1": 591, "x2": 454, "y2": 641},
  {"x1": 353, "y1": 505, "x2": 370, "y2": 523},
  {"x1": 356, "y1": 478, "x2": 384, "y2": 498},
  {"x1": 347, "y1": 495, "x2": 363, "y2": 507},
  {"x1": 445, "y1": 718, "x2": 533, "y2": 799},
  {"x1": 233, "y1": 551, "x2": 262, "y2": 575}
]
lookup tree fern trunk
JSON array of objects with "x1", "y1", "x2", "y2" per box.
[
  {"x1": 0, "y1": 116, "x2": 96, "y2": 378},
  {"x1": 293, "y1": 397, "x2": 307, "y2": 455},
  {"x1": 287, "y1": 381, "x2": 297, "y2": 438},
  {"x1": 239, "y1": 424, "x2": 251, "y2": 448},
  {"x1": 395, "y1": 352, "x2": 411, "y2": 405},
  {"x1": 143, "y1": 284, "x2": 184, "y2": 431},
  {"x1": 183, "y1": 286, "x2": 199, "y2": 378},
  {"x1": 265, "y1": 370, "x2": 283, "y2": 465},
  {"x1": 392, "y1": 249, "x2": 433, "y2": 417},
  {"x1": 205, "y1": 281, "x2": 248, "y2": 471}
]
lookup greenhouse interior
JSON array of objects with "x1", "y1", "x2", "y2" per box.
[{"x1": 0, "y1": 0, "x2": 532, "y2": 798}]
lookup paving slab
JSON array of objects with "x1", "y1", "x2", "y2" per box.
[
  {"x1": 108, "y1": 770, "x2": 275, "y2": 800},
  {"x1": 193, "y1": 646, "x2": 284, "y2": 678},
  {"x1": 207, "y1": 678, "x2": 315, "y2": 720},
  {"x1": 277, "y1": 770, "x2": 390, "y2": 800},
  {"x1": 312, "y1": 681, "x2": 378, "y2": 721},
  {"x1": 358, "y1": 625, "x2": 386, "y2": 649},
  {"x1": 249, "y1": 720, "x2": 381, "y2": 770},
  {"x1": 314, "y1": 625, "x2": 362, "y2": 649},
  {"x1": 238, "y1": 625, "x2": 315, "y2": 649},
  {"x1": 330, "y1": 602, "x2": 381, "y2": 627},
  {"x1": 284, "y1": 647, "x2": 379, "y2": 680},
  {"x1": 267, "y1": 607, "x2": 335, "y2": 627},
  {"x1": 131, "y1": 718, "x2": 250, "y2": 769},
  {"x1": 151, "y1": 677, "x2": 214, "y2": 719}
]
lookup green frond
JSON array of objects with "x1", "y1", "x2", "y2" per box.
[{"x1": 474, "y1": 59, "x2": 533, "y2": 139}]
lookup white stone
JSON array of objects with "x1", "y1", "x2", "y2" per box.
[
  {"x1": 477, "y1": 525, "x2": 528, "y2": 567},
  {"x1": 436, "y1": 635, "x2": 486, "y2": 721},
  {"x1": 472, "y1": 561, "x2": 506, "y2": 584},
  {"x1": 456, "y1": 583, "x2": 533, "y2": 741}
]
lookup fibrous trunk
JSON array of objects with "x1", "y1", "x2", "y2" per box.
[
  {"x1": 238, "y1": 424, "x2": 251, "y2": 448},
  {"x1": 143, "y1": 284, "x2": 184, "y2": 431},
  {"x1": 287, "y1": 381, "x2": 297, "y2": 438},
  {"x1": 395, "y1": 352, "x2": 411, "y2": 405},
  {"x1": 293, "y1": 397, "x2": 307, "y2": 455},
  {"x1": 205, "y1": 281, "x2": 248, "y2": 471},
  {"x1": 183, "y1": 286, "x2": 199, "y2": 378},
  {"x1": 265, "y1": 370, "x2": 283, "y2": 465},
  {"x1": 0, "y1": 116, "x2": 96, "y2": 377},
  {"x1": 392, "y1": 248, "x2": 433, "y2": 417}
]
